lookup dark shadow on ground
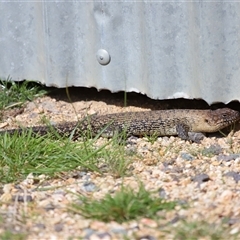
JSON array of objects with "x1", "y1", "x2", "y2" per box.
[
  {"x1": 48, "y1": 87, "x2": 209, "y2": 110},
  {"x1": 47, "y1": 86, "x2": 240, "y2": 111}
]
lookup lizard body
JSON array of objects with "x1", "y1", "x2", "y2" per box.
[{"x1": 0, "y1": 108, "x2": 239, "y2": 142}]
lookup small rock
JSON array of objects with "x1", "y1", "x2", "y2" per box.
[
  {"x1": 28, "y1": 112, "x2": 39, "y2": 119},
  {"x1": 12, "y1": 195, "x2": 33, "y2": 202},
  {"x1": 25, "y1": 102, "x2": 37, "y2": 111},
  {"x1": 79, "y1": 171, "x2": 88, "y2": 177},
  {"x1": 230, "y1": 227, "x2": 239, "y2": 235},
  {"x1": 34, "y1": 223, "x2": 46, "y2": 230},
  {"x1": 140, "y1": 218, "x2": 158, "y2": 228},
  {"x1": 158, "y1": 188, "x2": 167, "y2": 198},
  {"x1": 188, "y1": 132, "x2": 205, "y2": 143},
  {"x1": 218, "y1": 190, "x2": 233, "y2": 202},
  {"x1": 44, "y1": 203, "x2": 56, "y2": 211},
  {"x1": 228, "y1": 218, "x2": 239, "y2": 225},
  {"x1": 90, "y1": 221, "x2": 107, "y2": 230},
  {"x1": 170, "y1": 216, "x2": 180, "y2": 224},
  {"x1": 211, "y1": 160, "x2": 221, "y2": 166},
  {"x1": 126, "y1": 136, "x2": 139, "y2": 145},
  {"x1": 192, "y1": 173, "x2": 210, "y2": 185},
  {"x1": 162, "y1": 159, "x2": 176, "y2": 167},
  {"x1": 138, "y1": 235, "x2": 157, "y2": 240},
  {"x1": 96, "y1": 232, "x2": 111, "y2": 239},
  {"x1": 224, "y1": 171, "x2": 240, "y2": 183},
  {"x1": 110, "y1": 226, "x2": 127, "y2": 235},
  {"x1": 128, "y1": 222, "x2": 139, "y2": 231},
  {"x1": 42, "y1": 100, "x2": 59, "y2": 113},
  {"x1": 83, "y1": 228, "x2": 96, "y2": 239},
  {"x1": 0, "y1": 122, "x2": 8, "y2": 128},
  {"x1": 180, "y1": 152, "x2": 194, "y2": 161},
  {"x1": 54, "y1": 223, "x2": 64, "y2": 232},
  {"x1": 72, "y1": 171, "x2": 87, "y2": 179},
  {"x1": 202, "y1": 144, "x2": 222, "y2": 156},
  {"x1": 82, "y1": 182, "x2": 97, "y2": 192},
  {"x1": 126, "y1": 145, "x2": 137, "y2": 155},
  {"x1": 217, "y1": 154, "x2": 240, "y2": 161}
]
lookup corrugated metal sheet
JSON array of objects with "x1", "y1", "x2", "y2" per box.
[{"x1": 1, "y1": 1, "x2": 240, "y2": 104}]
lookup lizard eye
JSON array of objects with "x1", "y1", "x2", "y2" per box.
[{"x1": 205, "y1": 119, "x2": 209, "y2": 123}]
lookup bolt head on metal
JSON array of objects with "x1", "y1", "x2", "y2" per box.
[{"x1": 96, "y1": 49, "x2": 111, "y2": 65}]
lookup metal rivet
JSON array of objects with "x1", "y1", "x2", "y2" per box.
[{"x1": 96, "y1": 49, "x2": 111, "y2": 65}]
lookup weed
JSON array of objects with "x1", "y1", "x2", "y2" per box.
[
  {"x1": 100, "y1": 133, "x2": 134, "y2": 178},
  {"x1": 0, "y1": 78, "x2": 47, "y2": 110},
  {"x1": 172, "y1": 220, "x2": 238, "y2": 240},
  {"x1": 0, "y1": 130, "x2": 108, "y2": 183},
  {"x1": 0, "y1": 124, "x2": 135, "y2": 183},
  {"x1": 0, "y1": 230, "x2": 27, "y2": 240},
  {"x1": 70, "y1": 183, "x2": 177, "y2": 223},
  {"x1": 145, "y1": 132, "x2": 159, "y2": 144}
]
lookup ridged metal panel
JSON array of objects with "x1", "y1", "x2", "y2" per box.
[{"x1": 1, "y1": 1, "x2": 240, "y2": 104}]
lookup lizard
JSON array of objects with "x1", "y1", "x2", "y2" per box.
[{"x1": 0, "y1": 108, "x2": 239, "y2": 142}]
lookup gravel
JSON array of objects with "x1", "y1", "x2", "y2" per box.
[{"x1": 1, "y1": 94, "x2": 240, "y2": 239}]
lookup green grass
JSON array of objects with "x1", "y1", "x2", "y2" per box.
[
  {"x1": 172, "y1": 220, "x2": 239, "y2": 240},
  {"x1": 144, "y1": 132, "x2": 160, "y2": 144},
  {"x1": 0, "y1": 230, "x2": 27, "y2": 240},
  {"x1": 0, "y1": 128, "x2": 133, "y2": 183},
  {"x1": 99, "y1": 132, "x2": 134, "y2": 178},
  {"x1": 0, "y1": 130, "x2": 98, "y2": 183},
  {"x1": 0, "y1": 78, "x2": 47, "y2": 110},
  {"x1": 70, "y1": 183, "x2": 177, "y2": 223}
]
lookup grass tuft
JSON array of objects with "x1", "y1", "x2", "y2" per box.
[
  {"x1": 0, "y1": 130, "x2": 109, "y2": 183},
  {"x1": 0, "y1": 127, "x2": 134, "y2": 183},
  {"x1": 0, "y1": 78, "x2": 47, "y2": 110},
  {"x1": 100, "y1": 133, "x2": 134, "y2": 178},
  {"x1": 0, "y1": 230, "x2": 27, "y2": 240},
  {"x1": 172, "y1": 220, "x2": 238, "y2": 240},
  {"x1": 70, "y1": 183, "x2": 177, "y2": 223}
]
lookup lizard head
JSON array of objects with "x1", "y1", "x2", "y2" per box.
[{"x1": 201, "y1": 108, "x2": 240, "y2": 132}]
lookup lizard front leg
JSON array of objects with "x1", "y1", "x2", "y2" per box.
[{"x1": 176, "y1": 123, "x2": 204, "y2": 143}]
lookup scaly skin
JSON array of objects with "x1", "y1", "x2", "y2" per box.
[{"x1": 0, "y1": 108, "x2": 239, "y2": 141}]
